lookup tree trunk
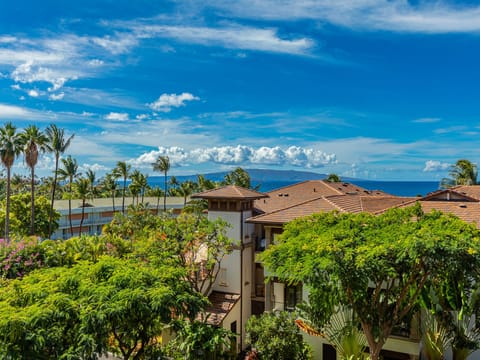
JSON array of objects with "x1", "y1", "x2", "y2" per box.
[
  {"x1": 5, "y1": 166, "x2": 11, "y2": 243},
  {"x1": 30, "y1": 166, "x2": 35, "y2": 236},
  {"x1": 68, "y1": 177, "x2": 73, "y2": 236},
  {"x1": 122, "y1": 177, "x2": 126, "y2": 214},
  {"x1": 48, "y1": 155, "x2": 59, "y2": 237},
  {"x1": 163, "y1": 173, "x2": 167, "y2": 212},
  {"x1": 79, "y1": 199, "x2": 85, "y2": 235}
]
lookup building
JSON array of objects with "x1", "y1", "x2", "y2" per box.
[
  {"x1": 193, "y1": 180, "x2": 480, "y2": 360},
  {"x1": 51, "y1": 196, "x2": 185, "y2": 240}
]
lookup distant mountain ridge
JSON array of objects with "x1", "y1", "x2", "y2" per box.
[{"x1": 150, "y1": 168, "x2": 350, "y2": 183}]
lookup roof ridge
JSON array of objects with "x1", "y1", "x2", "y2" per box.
[{"x1": 248, "y1": 195, "x2": 326, "y2": 221}]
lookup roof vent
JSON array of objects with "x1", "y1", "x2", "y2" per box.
[
  {"x1": 346, "y1": 191, "x2": 358, "y2": 195},
  {"x1": 283, "y1": 193, "x2": 289, "y2": 197},
  {"x1": 459, "y1": 204, "x2": 467, "y2": 208}
]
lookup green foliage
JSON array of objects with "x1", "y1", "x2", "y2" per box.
[
  {"x1": 0, "y1": 256, "x2": 207, "y2": 359},
  {"x1": 245, "y1": 311, "x2": 312, "y2": 360},
  {"x1": 166, "y1": 319, "x2": 237, "y2": 359},
  {"x1": 261, "y1": 204, "x2": 480, "y2": 360},
  {"x1": 222, "y1": 167, "x2": 258, "y2": 189},
  {"x1": 0, "y1": 193, "x2": 60, "y2": 238}
]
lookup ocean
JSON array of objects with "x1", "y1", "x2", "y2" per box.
[{"x1": 145, "y1": 177, "x2": 441, "y2": 198}]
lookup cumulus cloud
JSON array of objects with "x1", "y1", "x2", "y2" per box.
[
  {"x1": 27, "y1": 89, "x2": 39, "y2": 97},
  {"x1": 148, "y1": 92, "x2": 199, "y2": 112},
  {"x1": 129, "y1": 145, "x2": 336, "y2": 169},
  {"x1": 105, "y1": 112, "x2": 129, "y2": 121},
  {"x1": 423, "y1": 160, "x2": 450, "y2": 172},
  {"x1": 0, "y1": 103, "x2": 31, "y2": 117},
  {"x1": 80, "y1": 163, "x2": 109, "y2": 173}
]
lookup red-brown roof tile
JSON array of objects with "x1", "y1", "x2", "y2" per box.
[
  {"x1": 191, "y1": 185, "x2": 268, "y2": 200},
  {"x1": 254, "y1": 180, "x2": 386, "y2": 214}
]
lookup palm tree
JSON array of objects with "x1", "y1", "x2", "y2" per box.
[
  {"x1": 102, "y1": 172, "x2": 118, "y2": 213},
  {"x1": 0, "y1": 122, "x2": 23, "y2": 242},
  {"x1": 450, "y1": 159, "x2": 478, "y2": 185},
  {"x1": 113, "y1": 161, "x2": 131, "y2": 214},
  {"x1": 178, "y1": 180, "x2": 196, "y2": 206},
  {"x1": 57, "y1": 155, "x2": 79, "y2": 237},
  {"x1": 152, "y1": 155, "x2": 170, "y2": 212},
  {"x1": 20, "y1": 125, "x2": 48, "y2": 236},
  {"x1": 85, "y1": 169, "x2": 97, "y2": 201},
  {"x1": 45, "y1": 124, "x2": 74, "y2": 237},
  {"x1": 147, "y1": 186, "x2": 163, "y2": 214},
  {"x1": 73, "y1": 177, "x2": 91, "y2": 235},
  {"x1": 130, "y1": 169, "x2": 149, "y2": 204}
]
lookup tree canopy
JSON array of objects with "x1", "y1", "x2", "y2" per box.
[{"x1": 261, "y1": 204, "x2": 480, "y2": 360}]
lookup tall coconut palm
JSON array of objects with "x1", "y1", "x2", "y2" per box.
[
  {"x1": 102, "y1": 172, "x2": 118, "y2": 213},
  {"x1": 147, "y1": 186, "x2": 163, "y2": 214},
  {"x1": 113, "y1": 161, "x2": 131, "y2": 214},
  {"x1": 130, "y1": 169, "x2": 148, "y2": 204},
  {"x1": 73, "y1": 177, "x2": 91, "y2": 235},
  {"x1": 20, "y1": 125, "x2": 48, "y2": 236},
  {"x1": 178, "y1": 180, "x2": 196, "y2": 206},
  {"x1": 0, "y1": 122, "x2": 23, "y2": 242},
  {"x1": 57, "y1": 155, "x2": 79, "y2": 237},
  {"x1": 152, "y1": 155, "x2": 170, "y2": 212},
  {"x1": 45, "y1": 124, "x2": 74, "y2": 237},
  {"x1": 85, "y1": 168, "x2": 97, "y2": 201}
]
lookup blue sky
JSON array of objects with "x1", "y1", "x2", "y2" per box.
[{"x1": 1, "y1": 0, "x2": 480, "y2": 181}]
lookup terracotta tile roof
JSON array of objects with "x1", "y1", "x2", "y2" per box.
[
  {"x1": 191, "y1": 185, "x2": 268, "y2": 200},
  {"x1": 202, "y1": 291, "x2": 240, "y2": 326},
  {"x1": 449, "y1": 185, "x2": 480, "y2": 200},
  {"x1": 248, "y1": 197, "x2": 340, "y2": 225},
  {"x1": 413, "y1": 201, "x2": 480, "y2": 228},
  {"x1": 248, "y1": 194, "x2": 414, "y2": 225},
  {"x1": 254, "y1": 180, "x2": 386, "y2": 214}
]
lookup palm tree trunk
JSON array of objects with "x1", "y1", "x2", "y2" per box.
[
  {"x1": 5, "y1": 166, "x2": 11, "y2": 243},
  {"x1": 112, "y1": 190, "x2": 116, "y2": 213},
  {"x1": 68, "y1": 177, "x2": 73, "y2": 236},
  {"x1": 163, "y1": 172, "x2": 167, "y2": 212},
  {"x1": 48, "y1": 155, "x2": 59, "y2": 237},
  {"x1": 79, "y1": 199, "x2": 85, "y2": 235},
  {"x1": 122, "y1": 177, "x2": 126, "y2": 214},
  {"x1": 30, "y1": 166, "x2": 35, "y2": 235}
]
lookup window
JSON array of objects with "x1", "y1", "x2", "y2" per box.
[{"x1": 285, "y1": 283, "x2": 302, "y2": 311}]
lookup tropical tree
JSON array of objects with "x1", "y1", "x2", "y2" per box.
[
  {"x1": 441, "y1": 159, "x2": 478, "y2": 188},
  {"x1": 152, "y1": 155, "x2": 170, "y2": 211},
  {"x1": 0, "y1": 122, "x2": 23, "y2": 242},
  {"x1": 74, "y1": 177, "x2": 91, "y2": 235},
  {"x1": 57, "y1": 155, "x2": 79, "y2": 236},
  {"x1": 147, "y1": 186, "x2": 163, "y2": 214},
  {"x1": 0, "y1": 256, "x2": 207, "y2": 360},
  {"x1": 45, "y1": 124, "x2": 74, "y2": 236},
  {"x1": 245, "y1": 311, "x2": 312, "y2": 360},
  {"x1": 197, "y1": 174, "x2": 216, "y2": 191},
  {"x1": 0, "y1": 193, "x2": 60, "y2": 239},
  {"x1": 178, "y1": 180, "x2": 197, "y2": 206},
  {"x1": 325, "y1": 173, "x2": 341, "y2": 183},
  {"x1": 113, "y1": 161, "x2": 131, "y2": 214},
  {"x1": 20, "y1": 125, "x2": 48, "y2": 235},
  {"x1": 223, "y1": 167, "x2": 257, "y2": 189},
  {"x1": 85, "y1": 168, "x2": 97, "y2": 200},
  {"x1": 261, "y1": 205, "x2": 480, "y2": 360},
  {"x1": 102, "y1": 172, "x2": 118, "y2": 213},
  {"x1": 130, "y1": 169, "x2": 148, "y2": 204}
]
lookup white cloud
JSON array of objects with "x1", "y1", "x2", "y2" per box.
[
  {"x1": 201, "y1": 0, "x2": 480, "y2": 34},
  {"x1": 105, "y1": 112, "x2": 129, "y2": 121},
  {"x1": 423, "y1": 160, "x2": 450, "y2": 172},
  {"x1": 28, "y1": 89, "x2": 39, "y2": 97},
  {"x1": 412, "y1": 117, "x2": 441, "y2": 123},
  {"x1": 134, "y1": 24, "x2": 314, "y2": 55},
  {"x1": 49, "y1": 92, "x2": 65, "y2": 101},
  {"x1": 91, "y1": 33, "x2": 138, "y2": 55},
  {"x1": 129, "y1": 145, "x2": 336, "y2": 169},
  {"x1": 148, "y1": 92, "x2": 199, "y2": 112},
  {"x1": 80, "y1": 163, "x2": 109, "y2": 173},
  {"x1": 0, "y1": 103, "x2": 31, "y2": 117}
]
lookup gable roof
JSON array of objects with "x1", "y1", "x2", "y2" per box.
[
  {"x1": 191, "y1": 185, "x2": 268, "y2": 200},
  {"x1": 248, "y1": 194, "x2": 414, "y2": 225},
  {"x1": 254, "y1": 180, "x2": 387, "y2": 214}
]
